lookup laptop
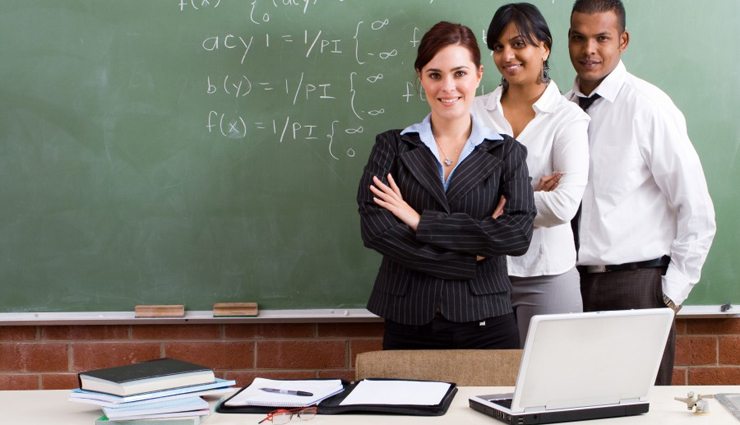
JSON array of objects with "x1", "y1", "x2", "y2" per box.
[{"x1": 469, "y1": 308, "x2": 674, "y2": 424}]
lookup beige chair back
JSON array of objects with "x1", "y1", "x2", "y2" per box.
[{"x1": 354, "y1": 349, "x2": 522, "y2": 386}]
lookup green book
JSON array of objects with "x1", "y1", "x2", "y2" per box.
[{"x1": 95, "y1": 415, "x2": 202, "y2": 425}]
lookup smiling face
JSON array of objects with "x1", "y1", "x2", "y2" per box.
[
  {"x1": 568, "y1": 10, "x2": 629, "y2": 95},
  {"x1": 491, "y1": 22, "x2": 550, "y2": 88},
  {"x1": 418, "y1": 44, "x2": 483, "y2": 124}
]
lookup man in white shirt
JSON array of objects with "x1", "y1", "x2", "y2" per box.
[{"x1": 566, "y1": 0, "x2": 716, "y2": 384}]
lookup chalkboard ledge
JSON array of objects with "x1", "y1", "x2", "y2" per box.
[
  {"x1": 0, "y1": 309, "x2": 382, "y2": 325},
  {"x1": 0, "y1": 306, "x2": 736, "y2": 326},
  {"x1": 675, "y1": 305, "x2": 739, "y2": 318}
]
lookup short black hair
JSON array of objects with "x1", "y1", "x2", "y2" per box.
[
  {"x1": 486, "y1": 3, "x2": 553, "y2": 54},
  {"x1": 571, "y1": 0, "x2": 626, "y2": 32}
]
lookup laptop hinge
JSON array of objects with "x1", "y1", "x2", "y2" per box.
[
  {"x1": 619, "y1": 397, "x2": 643, "y2": 405},
  {"x1": 524, "y1": 406, "x2": 547, "y2": 413}
]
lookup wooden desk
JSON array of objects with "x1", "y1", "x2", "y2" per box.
[{"x1": 4, "y1": 386, "x2": 737, "y2": 424}]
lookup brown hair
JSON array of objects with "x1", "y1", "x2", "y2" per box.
[{"x1": 414, "y1": 21, "x2": 481, "y2": 72}]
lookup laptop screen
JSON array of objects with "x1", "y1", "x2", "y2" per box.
[{"x1": 511, "y1": 308, "x2": 674, "y2": 412}]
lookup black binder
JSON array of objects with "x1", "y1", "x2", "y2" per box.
[{"x1": 216, "y1": 378, "x2": 457, "y2": 416}]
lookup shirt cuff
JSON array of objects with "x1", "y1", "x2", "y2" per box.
[{"x1": 662, "y1": 266, "x2": 695, "y2": 306}]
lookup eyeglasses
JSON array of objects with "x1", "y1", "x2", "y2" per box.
[{"x1": 258, "y1": 406, "x2": 318, "y2": 424}]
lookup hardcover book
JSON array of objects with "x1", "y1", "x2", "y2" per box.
[
  {"x1": 69, "y1": 380, "x2": 235, "y2": 407},
  {"x1": 95, "y1": 415, "x2": 202, "y2": 425},
  {"x1": 102, "y1": 396, "x2": 209, "y2": 420},
  {"x1": 79, "y1": 358, "x2": 215, "y2": 397}
]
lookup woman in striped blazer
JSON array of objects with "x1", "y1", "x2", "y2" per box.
[{"x1": 357, "y1": 21, "x2": 536, "y2": 349}]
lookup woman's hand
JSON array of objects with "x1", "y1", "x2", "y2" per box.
[
  {"x1": 370, "y1": 174, "x2": 420, "y2": 231},
  {"x1": 475, "y1": 195, "x2": 509, "y2": 262},
  {"x1": 535, "y1": 172, "x2": 563, "y2": 192},
  {"x1": 492, "y1": 195, "x2": 506, "y2": 219}
]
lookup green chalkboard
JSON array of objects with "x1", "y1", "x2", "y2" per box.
[{"x1": 0, "y1": 0, "x2": 737, "y2": 312}]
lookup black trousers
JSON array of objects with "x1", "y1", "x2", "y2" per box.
[
  {"x1": 382, "y1": 313, "x2": 520, "y2": 350},
  {"x1": 580, "y1": 267, "x2": 676, "y2": 385}
]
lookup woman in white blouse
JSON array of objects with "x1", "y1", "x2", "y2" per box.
[{"x1": 472, "y1": 2, "x2": 589, "y2": 344}]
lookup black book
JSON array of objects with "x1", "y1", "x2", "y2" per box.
[{"x1": 78, "y1": 358, "x2": 215, "y2": 397}]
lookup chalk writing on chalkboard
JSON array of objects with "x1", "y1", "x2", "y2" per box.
[
  {"x1": 0, "y1": 0, "x2": 732, "y2": 312},
  {"x1": 183, "y1": 0, "x2": 436, "y2": 162}
]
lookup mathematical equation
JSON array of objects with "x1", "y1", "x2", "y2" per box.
[
  {"x1": 178, "y1": 0, "x2": 467, "y2": 160},
  {"x1": 206, "y1": 113, "x2": 358, "y2": 160},
  {"x1": 200, "y1": 24, "x2": 408, "y2": 65}
]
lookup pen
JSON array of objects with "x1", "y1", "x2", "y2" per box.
[{"x1": 260, "y1": 387, "x2": 314, "y2": 397}]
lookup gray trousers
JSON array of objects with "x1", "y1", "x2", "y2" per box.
[
  {"x1": 510, "y1": 267, "x2": 583, "y2": 346},
  {"x1": 579, "y1": 267, "x2": 676, "y2": 385}
]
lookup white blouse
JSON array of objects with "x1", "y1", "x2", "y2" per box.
[{"x1": 473, "y1": 81, "x2": 590, "y2": 277}]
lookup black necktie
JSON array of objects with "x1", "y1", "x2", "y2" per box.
[
  {"x1": 571, "y1": 94, "x2": 600, "y2": 257},
  {"x1": 577, "y1": 94, "x2": 601, "y2": 112}
]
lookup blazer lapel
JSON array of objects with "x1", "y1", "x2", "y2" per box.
[
  {"x1": 446, "y1": 139, "x2": 504, "y2": 204},
  {"x1": 398, "y1": 135, "x2": 450, "y2": 213}
]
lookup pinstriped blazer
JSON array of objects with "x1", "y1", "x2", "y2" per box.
[{"x1": 357, "y1": 129, "x2": 535, "y2": 325}]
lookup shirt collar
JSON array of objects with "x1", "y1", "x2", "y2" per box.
[
  {"x1": 481, "y1": 81, "x2": 562, "y2": 115},
  {"x1": 533, "y1": 81, "x2": 562, "y2": 114},
  {"x1": 571, "y1": 60, "x2": 626, "y2": 103},
  {"x1": 400, "y1": 113, "x2": 502, "y2": 150}
]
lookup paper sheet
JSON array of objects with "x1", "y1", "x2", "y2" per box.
[
  {"x1": 225, "y1": 378, "x2": 344, "y2": 407},
  {"x1": 339, "y1": 380, "x2": 451, "y2": 406}
]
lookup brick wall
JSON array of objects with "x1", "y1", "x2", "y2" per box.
[
  {"x1": 673, "y1": 317, "x2": 740, "y2": 384},
  {"x1": 0, "y1": 318, "x2": 737, "y2": 390}
]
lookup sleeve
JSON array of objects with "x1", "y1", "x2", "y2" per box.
[
  {"x1": 533, "y1": 113, "x2": 590, "y2": 227},
  {"x1": 415, "y1": 140, "x2": 536, "y2": 257},
  {"x1": 642, "y1": 105, "x2": 716, "y2": 305},
  {"x1": 357, "y1": 132, "x2": 478, "y2": 280}
]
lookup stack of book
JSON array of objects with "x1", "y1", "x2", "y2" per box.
[{"x1": 69, "y1": 358, "x2": 235, "y2": 425}]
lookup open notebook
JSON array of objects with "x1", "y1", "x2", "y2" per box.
[
  {"x1": 218, "y1": 378, "x2": 457, "y2": 416},
  {"x1": 469, "y1": 308, "x2": 674, "y2": 424},
  {"x1": 223, "y1": 378, "x2": 344, "y2": 407}
]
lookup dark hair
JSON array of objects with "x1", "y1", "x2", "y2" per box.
[
  {"x1": 486, "y1": 3, "x2": 553, "y2": 54},
  {"x1": 414, "y1": 21, "x2": 481, "y2": 72},
  {"x1": 571, "y1": 0, "x2": 626, "y2": 33},
  {"x1": 486, "y1": 3, "x2": 552, "y2": 87}
]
